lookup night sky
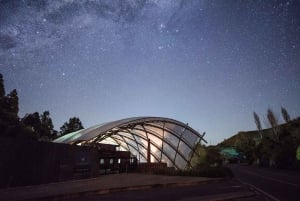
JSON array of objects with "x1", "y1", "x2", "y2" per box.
[{"x1": 1, "y1": 0, "x2": 300, "y2": 144}]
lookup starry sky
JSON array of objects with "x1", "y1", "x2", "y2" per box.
[{"x1": 1, "y1": 0, "x2": 300, "y2": 144}]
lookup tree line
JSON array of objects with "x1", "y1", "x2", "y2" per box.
[
  {"x1": 236, "y1": 107, "x2": 300, "y2": 169},
  {"x1": 0, "y1": 73, "x2": 84, "y2": 141}
]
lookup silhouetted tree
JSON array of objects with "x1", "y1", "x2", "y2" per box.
[
  {"x1": 267, "y1": 108, "x2": 279, "y2": 140},
  {"x1": 281, "y1": 106, "x2": 291, "y2": 123},
  {"x1": 0, "y1": 74, "x2": 20, "y2": 136},
  {"x1": 6, "y1": 89, "x2": 19, "y2": 116},
  {"x1": 0, "y1": 74, "x2": 6, "y2": 127},
  {"x1": 60, "y1": 117, "x2": 84, "y2": 135},
  {"x1": 40, "y1": 111, "x2": 56, "y2": 140},
  {"x1": 253, "y1": 112, "x2": 262, "y2": 139},
  {"x1": 21, "y1": 111, "x2": 57, "y2": 140},
  {"x1": 0, "y1": 74, "x2": 5, "y2": 99},
  {"x1": 22, "y1": 112, "x2": 41, "y2": 136}
]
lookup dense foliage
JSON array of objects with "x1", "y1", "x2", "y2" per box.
[
  {"x1": 219, "y1": 108, "x2": 300, "y2": 170},
  {"x1": 60, "y1": 117, "x2": 84, "y2": 135}
]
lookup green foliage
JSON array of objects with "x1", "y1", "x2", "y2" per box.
[
  {"x1": 256, "y1": 127, "x2": 298, "y2": 168},
  {"x1": 21, "y1": 111, "x2": 56, "y2": 140},
  {"x1": 235, "y1": 134, "x2": 256, "y2": 164},
  {"x1": 191, "y1": 145, "x2": 207, "y2": 167},
  {"x1": 60, "y1": 117, "x2": 84, "y2": 135},
  {"x1": 219, "y1": 108, "x2": 300, "y2": 169},
  {"x1": 297, "y1": 146, "x2": 300, "y2": 161},
  {"x1": 191, "y1": 145, "x2": 223, "y2": 168}
]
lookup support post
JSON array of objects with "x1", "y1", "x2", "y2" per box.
[{"x1": 147, "y1": 139, "x2": 151, "y2": 164}]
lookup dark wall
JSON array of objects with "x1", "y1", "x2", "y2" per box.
[{"x1": 0, "y1": 137, "x2": 98, "y2": 188}]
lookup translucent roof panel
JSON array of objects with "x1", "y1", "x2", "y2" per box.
[{"x1": 53, "y1": 117, "x2": 206, "y2": 170}]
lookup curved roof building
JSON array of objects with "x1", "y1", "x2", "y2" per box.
[{"x1": 54, "y1": 117, "x2": 206, "y2": 170}]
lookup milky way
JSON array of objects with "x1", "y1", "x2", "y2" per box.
[{"x1": 1, "y1": 0, "x2": 300, "y2": 144}]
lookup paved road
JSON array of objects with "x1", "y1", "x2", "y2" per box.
[
  {"x1": 229, "y1": 164, "x2": 300, "y2": 201},
  {"x1": 67, "y1": 165, "x2": 300, "y2": 201},
  {"x1": 67, "y1": 179, "x2": 264, "y2": 201}
]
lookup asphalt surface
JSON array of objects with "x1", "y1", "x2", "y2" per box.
[
  {"x1": 229, "y1": 164, "x2": 300, "y2": 201},
  {"x1": 2, "y1": 165, "x2": 299, "y2": 201},
  {"x1": 65, "y1": 165, "x2": 300, "y2": 201},
  {"x1": 0, "y1": 173, "x2": 222, "y2": 201},
  {"x1": 65, "y1": 179, "x2": 261, "y2": 201}
]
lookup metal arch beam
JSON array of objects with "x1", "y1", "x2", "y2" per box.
[
  {"x1": 123, "y1": 127, "x2": 189, "y2": 169},
  {"x1": 186, "y1": 137, "x2": 202, "y2": 169},
  {"x1": 103, "y1": 128, "x2": 147, "y2": 161},
  {"x1": 105, "y1": 135, "x2": 130, "y2": 152},
  {"x1": 117, "y1": 129, "x2": 181, "y2": 169},
  {"x1": 117, "y1": 130, "x2": 173, "y2": 163},
  {"x1": 141, "y1": 125, "x2": 149, "y2": 140},
  {"x1": 111, "y1": 133, "x2": 161, "y2": 163},
  {"x1": 143, "y1": 123, "x2": 196, "y2": 151},
  {"x1": 120, "y1": 135, "x2": 131, "y2": 152},
  {"x1": 122, "y1": 128, "x2": 142, "y2": 162},
  {"x1": 142, "y1": 122, "x2": 203, "y2": 164},
  {"x1": 109, "y1": 135, "x2": 148, "y2": 162},
  {"x1": 139, "y1": 127, "x2": 192, "y2": 169},
  {"x1": 91, "y1": 123, "x2": 195, "y2": 169},
  {"x1": 54, "y1": 117, "x2": 207, "y2": 145},
  {"x1": 54, "y1": 117, "x2": 207, "y2": 170},
  {"x1": 174, "y1": 123, "x2": 188, "y2": 165},
  {"x1": 153, "y1": 119, "x2": 207, "y2": 144},
  {"x1": 131, "y1": 133, "x2": 141, "y2": 162},
  {"x1": 160, "y1": 122, "x2": 165, "y2": 162},
  {"x1": 115, "y1": 134, "x2": 160, "y2": 162},
  {"x1": 143, "y1": 121, "x2": 207, "y2": 144},
  {"x1": 131, "y1": 127, "x2": 189, "y2": 162},
  {"x1": 96, "y1": 125, "x2": 192, "y2": 169},
  {"x1": 91, "y1": 119, "x2": 205, "y2": 153}
]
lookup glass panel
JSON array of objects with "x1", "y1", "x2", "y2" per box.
[
  {"x1": 162, "y1": 142, "x2": 176, "y2": 162},
  {"x1": 137, "y1": 143, "x2": 147, "y2": 162},
  {"x1": 161, "y1": 156, "x2": 172, "y2": 168},
  {"x1": 182, "y1": 129, "x2": 198, "y2": 148},
  {"x1": 136, "y1": 137, "x2": 147, "y2": 149},
  {"x1": 178, "y1": 141, "x2": 191, "y2": 159},
  {"x1": 175, "y1": 155, "x2": 187, "y2": 169},
  {"x1": 131, "y1": 128, "x2": 147, "y2": 139},
  {"x1": 143, "y1": 125, "x2": 163, "y2": 138},
  {"x1": 164, "y1": 123, "x2": 182, "y2": 137},
  {"x1": 99, "y1": 136, "x2": 119, "y2": 145},
  {"x1": 146, "y1": 122, "x2": 164, "y2": 129},
  {"x1": 110, "y1": 137, "x2": 130, "y2": 151},
  {"x1": 117, "y1": 131, "x2": 135, "y2": 141},
  {"x1": 164, "y1": 131, "x2": 179, "y2": 148},
  {"x1": 148, "y1": 134, "x2": 163, "y2": 148},
  {"x1": 149, "y1": 142, "x2": 161, "y2": 161}
]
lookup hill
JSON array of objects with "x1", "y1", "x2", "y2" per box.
[{"x1": 218, "y1": 117, "x2": 300, "y2": 148}]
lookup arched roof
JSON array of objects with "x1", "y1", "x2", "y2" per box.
[{"x1": 54, "y1": 117, "x2": 206, "y2": 170}]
